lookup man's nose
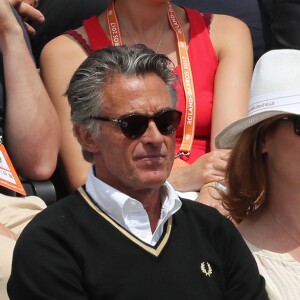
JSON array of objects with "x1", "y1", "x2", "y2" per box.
[{"x1": 142, "y1": 120, "x2": 164, "y2": 143}]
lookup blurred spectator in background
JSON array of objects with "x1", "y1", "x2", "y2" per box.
[{"x1": 271, "y1": 0, "x2": 300, "y2": 50}]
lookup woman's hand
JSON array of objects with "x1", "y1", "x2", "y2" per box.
[
  {"x1": 169, "y1": 149, "x2": 232, "y2": 218},
  {"x1": 169, "y1": 149, "x2": 230, "y2": 192},
  {"x1": 195, "y1": 183, "x2": 228, "y2": 213}
]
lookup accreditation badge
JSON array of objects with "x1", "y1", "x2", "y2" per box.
[{"x1": 0, "y1": 143, "x2": 26, "y2": 195}]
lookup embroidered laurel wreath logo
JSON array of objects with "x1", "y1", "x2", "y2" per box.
[{"x1": 200, "y1": 262, "x2": 212, "y2": 277}]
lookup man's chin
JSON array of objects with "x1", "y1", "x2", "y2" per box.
[{"x1": 137, "y1": 171, "x2": 168, "y2": 187}]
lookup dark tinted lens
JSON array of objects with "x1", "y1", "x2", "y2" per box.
[
  {"x1": 294, "y1": 116, "x2": 300, "y2": 135},
  {"x1": 120, "y1": 115, "x2": 148, "y2": 139},
  {"x1": 154, "y1": 110, "x2": 182, "y2": 134}
]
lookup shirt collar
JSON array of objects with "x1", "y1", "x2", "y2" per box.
[{"x1": 85, "y1": 167, "x2": 182, "y2": 230}]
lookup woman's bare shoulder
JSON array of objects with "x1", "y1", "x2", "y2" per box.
[
  {"x1": 43, "y1": 28, "x2": 88, "y2": 55},
  {"x1": 211, "y1": 14, "x2": 250, "y2": 37},
  {"x1": 39, "y1": 29, "x2": 89, "y2": 70},
  {"x1": 209, "y1": 14, "x2": 252, "y2": 57},
  {"x1": 39, "y1": 31, "x2": 88, "y2": 89}
]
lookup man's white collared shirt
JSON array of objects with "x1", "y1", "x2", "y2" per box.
[{"x1": 86, "y1": 168, "x2": 181, "y2": 246}]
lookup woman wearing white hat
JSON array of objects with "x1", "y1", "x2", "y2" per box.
[{"x1": 216, "y1": 49, "x2": 300, "y2": 299}]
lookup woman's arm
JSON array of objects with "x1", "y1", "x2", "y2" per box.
[
  {"x1": 210, "y1": 14, "x2": 253, "y2": 143},
  {"x1": 40, "y1": 35, "x2": 91, "y2": 191},
  {"x1": 0, "y1": 0, "x2": 60, "y2": 180}
]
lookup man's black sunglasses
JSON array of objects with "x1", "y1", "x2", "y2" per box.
[
  {"x1": 89, "y1": 108, "x2": 182, "y2": 139},
  {"x1": 283, "y1": 116, "x2": 300, "y2": 135}
]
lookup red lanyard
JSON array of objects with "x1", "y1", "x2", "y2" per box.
[{"x1": 107, "y1": 1, "x2": 196, "y2": 157}]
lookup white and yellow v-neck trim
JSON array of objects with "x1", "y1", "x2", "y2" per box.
[{"x1": 79, "y1": 186, "x2": 174, "y2": 257}]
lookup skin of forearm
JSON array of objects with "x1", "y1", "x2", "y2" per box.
[{"x1": 0, "y1": 27, "x2": 60, "y2": 180}]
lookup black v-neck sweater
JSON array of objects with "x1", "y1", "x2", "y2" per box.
[{"x1": 8, "y1": 187, "x2": 268, "y2": 300}]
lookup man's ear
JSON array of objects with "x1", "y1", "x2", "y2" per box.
[{"x1": 74, "y1": 125, "x2": 100, "y2": 154}]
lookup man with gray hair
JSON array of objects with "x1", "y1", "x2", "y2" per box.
[{"x1": 8, "y1": 44, "x2": 267, "y2": 300}]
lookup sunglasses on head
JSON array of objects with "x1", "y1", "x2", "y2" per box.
[
  {"x1": 282, "y1": 116, "x2": 300, "y2": 135},
  {"x1": 90, "y1": 108, "x2": 182, "y2": 139}
]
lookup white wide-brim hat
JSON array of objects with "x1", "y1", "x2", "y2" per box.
[{"x1": 216, "y1": 49, "x2": 300, "y2": 149}]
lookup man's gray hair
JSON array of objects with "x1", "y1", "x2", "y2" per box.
[{"x1": 65, "y1": 44, "x2": 179, "y2": 162}]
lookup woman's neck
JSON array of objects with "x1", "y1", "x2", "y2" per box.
[
  {"x1": 114, "y1": 0, "x2": 170, "y2": 43},
  {"x1": 238, "y1": 191, "x2": 300, "y2": 254},
  {"x1": 267, "y1": 179, "x2": 300, "y2": 231}
]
